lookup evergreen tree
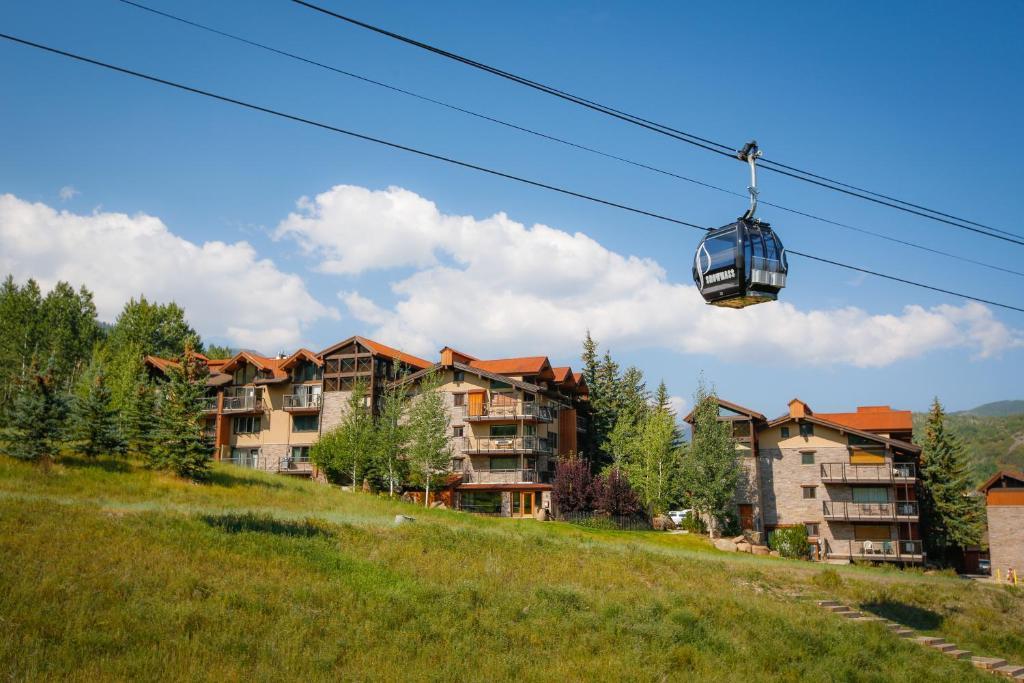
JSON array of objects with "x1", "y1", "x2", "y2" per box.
[
  {"x1": 680, "y1": 377, "x2": 739, "y2": 537},
  {"x1": 919, "y1": 397, "x2": 985, "y2": 562},
  {"x1": 122, "y1": 370, "x2": 158, "y2": 458},
  {"x1": 69, "y1": 364, "x2": 125, "y2": 458},
  {"x1": 373, "y1": 377, "x2": 410, "y2": 496},
  {"x1": 204, "y1": 344, "x2": 235, "y2": 360},
  {"x1": 654, "y1": 380, "x2": 684, "y2": 448},
  {"x1": 406, "y1": 371, "x2": 451, "y2": 507},
  {"x1": 0, "y1": 276, "x2": 43, "y2": 414},
  {"x1": 0, "y1": 361, "x2": 68, "y2": 464},
  {"x1": 619, "y1": 366, "x2": 650, "y2": 421},
  {"x1": 580, "y1": 330, "x2": 602, "y2": 460},
  {"x1": 150, "y1": 345, "x2": 209, "y2": 480}
]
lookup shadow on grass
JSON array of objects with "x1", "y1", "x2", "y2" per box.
[
  {"x1": 200, "y1": 512, "x2": 334, "y2": 538},
  {"x1": 58, "y1": 455, "x2": 134, "y2": 473},
  {"x1": 206, "y1": 468, "x2": 286, "y2": 491},
  {"x1": 862, "y1": 600, "x2": 943, "y2": 630}
]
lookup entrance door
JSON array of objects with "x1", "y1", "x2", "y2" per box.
[
  {"x1": 738, "y1": 504, "x2": 754, "y2": 530},
  {"x1": 511, "y1": 491, "x2": 535, "y2": 518}
]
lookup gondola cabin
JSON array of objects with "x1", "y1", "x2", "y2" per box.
[{"x1": 693, "y1": 218, "x2": 788, "y2": 308}]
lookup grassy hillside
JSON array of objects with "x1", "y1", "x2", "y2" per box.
[
  {"x1": 913, "y1": 411, "x2": 1024, "y2": 484},
  {"x1": 1, "y1": 457, "x2": 1022, "y2": 681}
]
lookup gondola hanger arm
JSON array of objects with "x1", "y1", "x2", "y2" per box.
[{"x1": 738, "y1": 140, "x2": 761, "y2": 221}]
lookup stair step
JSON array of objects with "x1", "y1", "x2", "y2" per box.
[
  {"x1": 825, "y1": 605, "x2": 850, "y2": 612},
  {"x1": 837, "y1": 611, "x2": 862, "y2": 619},
  {"x1": 884, "y1": 622, "x2": 903, "y2": 630},
  {"x1": 853, "y1": 616, "x2": 884, "y2": 623},
  {"x1": 994, "y1": 665, "x2": 1024, "y2": 677},
  {"x1": 944, "y1": 650, "x2": 972, "y2": 660},
  {"x1": 816, "y1": 600, "x2": 840, "y2": 608},
  {"x1": 914, "y1": 636, "x2": 944, "y2": 645},
  {"x1": 930, "y1": 642, "x2": 956, "y2": 652},
  {"x1": 972, "y1": 657, "x2": 1008, "y2": 670},
  {"x1": 895, "y1": 629, "x2": 916, "y2": 638}
]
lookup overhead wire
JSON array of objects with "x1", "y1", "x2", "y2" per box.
[
  {"x1": 111, "y1": 0, "x2": 1024, "y2": 278},
  {"x1": 290, "y1": 0, "x2": 1024, "y2": 244},
  {"x1": 2, "y1": 31, "x2": 1021, "y2": 314}
]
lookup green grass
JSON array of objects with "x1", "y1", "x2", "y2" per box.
[{"x1": 1, "y1": 457, "x2": 1021, "y2": 681}]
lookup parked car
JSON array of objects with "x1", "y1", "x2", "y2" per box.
[
  {"x1": 668, "y1": 510, "x2": 691, "y2": 526},
  {"x1": 979, "y1": 558, "x2": 991, "y2": 575}
]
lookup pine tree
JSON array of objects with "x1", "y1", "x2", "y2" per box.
[
  {"x1": 406, "y1": 371, "x2": 451, "y2": 507},
  {"x1": 580, "y1": 330, "x2": 602, "y2": 461},
  {"x1": 654, "y1": 380, "x2": 684, "y2": 449},
  {"x1": 680, "y1": 376, "x2": 739, "y2": 537},
  {"x1": 0, "y1": 361, "x2": 68, "y2": 464},
  {"x1": 122, "y1": 369, "x2": 158, "y2": 458},
  {"x1": 69, "y1": 366, "x2": 125, "y2": 458},
  {"x1": 150, "y1": 345, "x2": 209, "y2": 480},
  {"x1": 919, "y1": 397, "x2": 984, "y2": 562}
]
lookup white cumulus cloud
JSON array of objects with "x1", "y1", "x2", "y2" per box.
[
  {"x1": 0, "y1": 194, "x2": 336, "y2": 350},
  {"x1": 58, "y1": 185, "x2": 79, "y2": 202},
  {"x1": 275, "y1": 184, "x2": 1023, "y2": 368}
]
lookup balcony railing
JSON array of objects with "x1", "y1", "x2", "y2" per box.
[
  {"x1": 459, "y1": 436, "x2": 554, "y2": 455},
  {"x1": 277, "y1": 455, "x2": 313, "y2": 474},
  {"x1": 825, "y1": 539, "x2": 924, "y2": 563},
  {"x1": 822, "y1": 500, "x2": 919, "y2": 521},
  {"x1": 283, "y1": 393, "x2": 322, "y2": 411},
  {"x1": 576, "y1": 414, "x2": 587, "y2": 432},
  {"x1": 221, "y1": 395, "x2": 264, "y2": 413},
  {"x1": 819, "y1": 462, "x2": 916, "y2": 484},
  {"x1": 462, "y1": 402, "x2": 555, "y2": 422},
  {"x1": 199, "y1": 396, "x2": 218, "y2": 413},
  {"x1": 225, "y1": 453, "x2": 261, "y2": 469},
  {"x1": 460, "y1": 468, "x2": 552, "y2": 484}
]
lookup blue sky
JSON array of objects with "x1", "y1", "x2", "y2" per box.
[{"x1": 1, "y1": 0, "x2": 1022, "y2": 414}]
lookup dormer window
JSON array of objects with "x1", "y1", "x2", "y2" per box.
[{"x1": 799, "y1": 423, "x2": 814, "y2": 438}]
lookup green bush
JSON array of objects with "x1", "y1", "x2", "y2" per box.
[
  {"x1": 680, "y1": 512, "x2": 707, "y2": 534},
  {"x1": 812, "y1": 568, "x2": 843, "y2": 590},
  {"x1": 768, "y1": 526, "x2": 810, "y2": 559}
]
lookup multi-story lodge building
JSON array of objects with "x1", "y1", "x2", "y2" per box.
[
  {"x1": 146, "y1": 336, "x2": 589, "y2": 518},
  {"x1": 688, "y1": 398, "x2": 923, "y2": 564},
  {"x1": 979, "y1": 470, "x2": 1024, "y2": 580}
]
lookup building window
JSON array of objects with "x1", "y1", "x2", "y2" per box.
[
  {"x1": 548, "y1": 432, "x2": 558, "y2": 448},
  {"x1": 460, "y1": 490, "x2": 502, "y2": 514},
  {"x1": 523, "y1": 424, "x2": 536, "y2": 436},
  {"x1": 799, "y1": 422, "x2": 814, "y2": 437},
  {"x1": 805, "y1": 523, "x2": 820, "y2": 537},
  {"x1": 847, "y1": 434, "x2": 877, "y2": 447},
  {"x1": 233, "y1": 415, "x2": 260, "y2": 434},
  {"x1": 453, "y1": 370, "x2": 465, "y2": 382},
  {"x1": 854, "y1": 524, "x2": 891, "y2": 542},
  {"x1": 732, "y1": 421, "x2": 751, "y2": 438},
  {"x1": 489, "y1": 424, "x2": 516, "y2": 437},
  {"x1": 780, "y1": 426, "x2": 790, "y2": 439},
  {"x1": 291, "y1": 446, "x2": 310, "y2": 462},
  {"x1": 230, "y1": 447, "x2": 260, "y2": 468},
  {"x1": 293, "y1": 415, "x2": 319, "y2": 432},
  {"x1": 852, "y1": 487, "x2": 889, "y2": 503},
  {"x1": 801, "y1": 452, "x2": 815, "y2": 465},
  {"x1": 453, "y1": 393, "x2": 466, "y2": 407},
  {"x1": 802, "y1": 486, "x2": 817, "y2": 499},
  {"x1": 453, "y1": 426, "x2": 464, "y2": 438},
  {"x1": 490, "y1": 378, "x2": 512, "y2": 391},
  {"x1": 490, "y1": 455, "x2": 518, "y2": 470},
  {"x1": 291, "y1": 360, "x2": 322, "y2": 383},
  {"x1": 450, "y1": 457, "x2": 463, "y2": 471}
]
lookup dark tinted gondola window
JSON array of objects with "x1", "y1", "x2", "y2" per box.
[{"x1": 705, "y1": 230, "x2": 737, "y2": 270}]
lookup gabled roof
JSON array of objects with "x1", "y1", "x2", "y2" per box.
[
  {"x1": 978, "y1": 470, "x2": 1024, "y2": 493},
  {"x1": 318, "y1": 335, "x2": 432, "y2": 370},
  {"x1": 552, "y1": 366, "x2": 575, "y2": 385},
  {"x1": 439, "y1": 346, "x2": 478, "y2": 364},
  {"x1": 395, "y1": 360, "x2": 543, "y2": 395},
  {"x1": 144, "y1": 354, "x2": 230, "y2": 388},
  {"x1": 469, "y1": 356, "x2": 555, "y2": 380},
  {"x1": 768, "y1": 412, "x2": 921, "y2": 454},
  {"x1": 816, "y1": 406, "x2": 913, "y2": 433},
  {"x1": 683, "y1": 397, "x2": 766, "y2": 424},
  {"x1": 218, "y1": 351, "x2": 290, "y2": 383},
  {"x1": 278, "y1": 348, "x2": 322, "y2": 371}
]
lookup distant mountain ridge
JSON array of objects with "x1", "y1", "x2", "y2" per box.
[
  {"x1": 954, "y1": 400, "x2": 1024, "y2": 418},
  {"x1": 913, "y1": 402, "x2": 1024, "y2": 485}
]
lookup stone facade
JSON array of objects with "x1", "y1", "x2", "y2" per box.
[
  {"x1": 987, "y1": 505, "x2": 1024, "y2": 577},
  {"x1": 319, "y1": 390, "x2": 353, "y2": 435}
]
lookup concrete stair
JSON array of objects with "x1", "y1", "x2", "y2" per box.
[{"x1": 815, "y1": 599, "x2": 1020, "y2": 678}]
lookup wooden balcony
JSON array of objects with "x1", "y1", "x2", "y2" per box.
[
  {"x1": 819, "y1": 463, "x2": 916, "y2": 484},
  {"x1": 283, "y1": 393, "x2": 322, "y2": 412},
  {"x1": 200, "y1": 396, "x2": 218, "y2": 413},
  {"x1": 462, "y1": 402, "x2": 555, "y2": 423},
  {"x1": 825, "y1": 539, "x2": 924, "y2": 563},
  {"x1": 822, "y1": 500, "x2": 919, "y2": 522},
  {"x1": 459, "y1": 436, "x2": 554, "y2": 455}
]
